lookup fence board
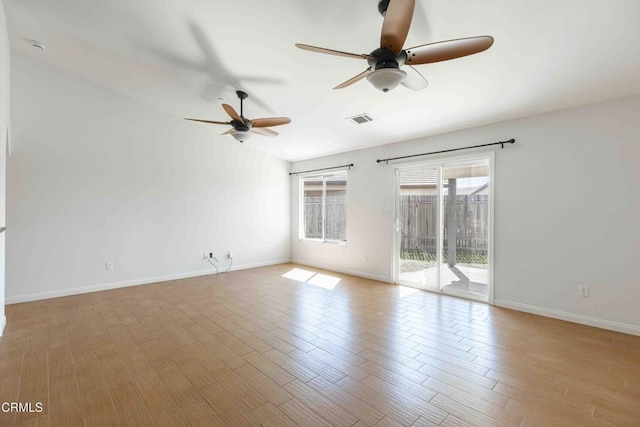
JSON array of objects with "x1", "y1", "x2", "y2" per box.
[
  {"x1": 400, "y1": 195, "x2": 488, "y2": 264},
  {"x1": 304, "y1": 196, "x2": 346, "y2": 241}
]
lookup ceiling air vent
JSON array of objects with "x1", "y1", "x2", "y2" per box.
[{"x1": 347, "y1": 113, "x2": 373, "y2": 125}]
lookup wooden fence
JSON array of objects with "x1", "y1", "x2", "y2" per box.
[
  {"x1": 303, "y1": 194, "x2": 487, "y2": 261},
  {"x1": 304, "y1": 196, "x2": 346, "y2": 241},
  {"x1": 400, "y1": 195, "x2": 488, "y2": 264}
]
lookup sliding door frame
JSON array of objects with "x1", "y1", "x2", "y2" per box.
[{"x1": 392, "y1": 152, "x2": 495, "y2": 304}]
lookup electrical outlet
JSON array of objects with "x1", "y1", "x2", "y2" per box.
[
  {"x1": 202, "y1": 253, "x2": 208, "y2": 260},
  {"x1": 228, "y1": 250, "x2": 233, "y2": 259},
  {"x1": 578, "y1": 285, "x2": 590, "y2": 297},
  {"x1": 105, "y1": 262, "x2": 114, "y2": 271}
]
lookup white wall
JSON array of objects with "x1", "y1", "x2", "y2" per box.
[
  {"x1": 0, "y1": 1, "x2": 10, "y2": 334},
  {"x1": 7, "y1": 52, "x2": 290, "y2": 303},
  {"x1": 291, "y1": 95, "x2": 640, "y2": 335}
]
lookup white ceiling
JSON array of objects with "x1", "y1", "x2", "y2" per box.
[{"x1": 5, "y1": 0, "x2": 640, "y2": 161}]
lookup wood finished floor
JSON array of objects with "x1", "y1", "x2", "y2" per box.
[{"x1": 1, "y1": 263, "x2": 639, "y2": 427}]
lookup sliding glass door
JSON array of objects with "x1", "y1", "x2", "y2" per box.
[
  {"x1": 396, "y1": 167, "x2": 440, "y2": 291},
  {"x1": 395, "y1": 156, "x2": 492, "y2": 302},
  {"x1": 440, "y1": 160, "x2": 491, "y2": 300}
]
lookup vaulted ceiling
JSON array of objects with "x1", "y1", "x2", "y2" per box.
[{"x1": 5, "y1": 0, "x2": 640, "y2": 161}]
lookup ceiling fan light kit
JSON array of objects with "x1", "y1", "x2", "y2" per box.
[
  {"x1": 231, "y1": 131, "x2": 252, "y2": 143},
  {"x1": 367, "y1": 68, "x2": 407, "y2": 92},
  {"x1": 296, "y1": 0, "x2": 494, "y2": 92}
]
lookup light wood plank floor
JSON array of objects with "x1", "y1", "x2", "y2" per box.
[{"x1": 1, "y1": 263, "x2": 639, "y2": 426}]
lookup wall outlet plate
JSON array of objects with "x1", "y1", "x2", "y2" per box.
[{"x1": 578, "y1": 285, "x2": 590, "y2": 297}]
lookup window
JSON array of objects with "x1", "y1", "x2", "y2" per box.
[{"x1": 301, "y1": 171, "x2": 347, "y2": 242}]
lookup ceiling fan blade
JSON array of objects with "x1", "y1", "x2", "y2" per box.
[
  {"x1": 221, "y1": 128, "x2": 235, "y2": 135},
  {"x1": 250, "y1": 127, "x2": 278, "y2": 137},
  {"x1": 401, "y1": 65, "x2": 429, "y2": 91},
  {"x1": 251, "y1": 117, "x2": 291, "y2": 128},
  {"x1": 333, "y1": 68, "x2": 372, "y2": 89},
  {"x1": 380, "y1": 0, "x2": 415, "y2": 54},
  {"x1": 184, "y1": 118, "x2": 231, "y2": 125},
  {"x1": 295, "y1": 43, "x2": 373, "y2": 60},
  {"x1": 222, "y1": 103, "x2": 242, "y2": 121},
  {"x1": 406, "y1": 35, "x2": 494, "y2": 65}
]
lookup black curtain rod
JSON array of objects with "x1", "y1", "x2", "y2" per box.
[
  {"x1": 289, "y1": 163, "x2": 354, "y2": 176},
  {"x1": 376, "y1": 139, "x2": 516, "y2": 164}
]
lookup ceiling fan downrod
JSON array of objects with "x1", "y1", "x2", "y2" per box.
[{"x1": 236, "y1": 90, "x2": 248, "y2": 117}]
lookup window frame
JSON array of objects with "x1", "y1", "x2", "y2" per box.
[{"x1": 299, "y1": 170, "x2": 347, "y2": 244}]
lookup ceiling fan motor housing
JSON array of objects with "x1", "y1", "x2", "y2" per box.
[
  {"x1": 231, "y1": 119, "x2": 251, "y2": 133},
  {"x1": 368, "y1": 48, "x2": 406, "y2": 70}
]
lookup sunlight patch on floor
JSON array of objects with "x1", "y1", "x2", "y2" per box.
[
  {"x1": 282, "y1": 268, "x2": 316, "y2": 282},
  {"x1": 282, "y1": 268, "x2": 341, "y2": 290},
  {"x1": 307, "y1": 273, "x2": 341, "y2": 290},
  {"x1": 398, "y1": 285, "x2": 420, "y2": 298}
]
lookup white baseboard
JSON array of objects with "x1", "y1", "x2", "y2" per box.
[
  {"x1": 494, "y1": 299, "x2": 640, "y2": 337},
  {"x1": 5, "y1": 259, "x2": 290, "y2": 305},
  {"x1": 291, "y1": 259, "x2": 392, "y2": 284},
  {"x1": 228, "y1": 259, "x2": 291, "y2": 272},
  {"x1": 0, "y1": 314, "x2": 6, "y2": 337}
]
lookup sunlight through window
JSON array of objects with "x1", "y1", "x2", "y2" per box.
[
  {"x1": 398, "y1": 285, "x2": 420, "y2": 298},
  {"x1": 282, "y1": 268, "x2": 316, "y2": 282},
  {"x1": 281, "y1": 268, "x2": 341, "y2": 290},
  {"x1": 307, "y1": 273, "x2": 341, "y2": 290}
]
